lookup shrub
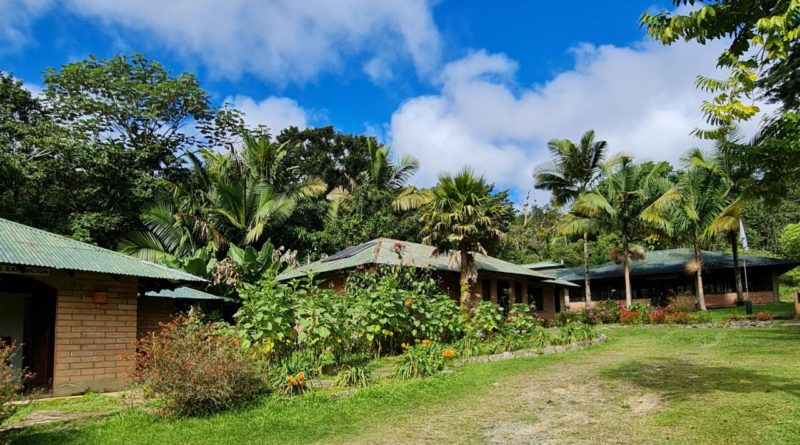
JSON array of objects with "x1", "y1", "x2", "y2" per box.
[
  {"x1": 692, "y1": 311, "x2": 713, "y2": 324},
  {"x1": 334, "y1": 364, "x2": 371, "y2": 388},
  {"x1": 504, "y1": 304, "x2": 539, "y2": 334},
  {"x1": 1, "y1": 341, "x2": 26, "y2": 425},
  {"x1": 132, "y1": 313, "x2": 266, "y2": 416},
  {"x1": 528, "y1": 327, "x2": 555, "y2": 348},
  {"x1": 467, "y1": 301, "x2": 504, "y2": 340},
  {"x1": 666, "y1": 311, "x2": 692, "y2": 324},
  {"x1": 756, "y1": 311, "x2": 773, "y2": 322},
  {"x1": 647, "y1": 307, "x2": 666, "y2": 324},
  {"x1": 619, "y1": 308, "x2": 643, "y2": 325},
  {"x1": 594, "y1": 299, "x2": 621, "y2": 323},
  {"x1": 271, "y1": 351, "x2": 320, "y2": 395},
  {"x1": 560, "y1": 323, "x2": 598, "y2": 343},
  {"x1": 395, "y1": 341, "x2": 446, "y2": 379},
  {"x1": 235, "y1": 275, "x2": 296, "y2": 355}
]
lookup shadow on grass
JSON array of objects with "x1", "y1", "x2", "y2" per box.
[{"x1": 601, "y1": 358, "x2": 800, "y2": 400}]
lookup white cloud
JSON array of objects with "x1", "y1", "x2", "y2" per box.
[
  {"x1": 389, "y1": 41, "x2": 768, "y2": 199},
  {"x1": 58, "y1": 0, "x2": 441, "y2": 85},
  {"x1": 0, "y1": 0, "x2": 52, "y2": 52},
  {"x1": 227, "y1": 95, "x2": 309, "y2": 133}
]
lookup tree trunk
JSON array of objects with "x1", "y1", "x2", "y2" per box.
[
  {"x1": 623, "y1": 236, "x2": 632, "y2": 307},
  {"x1": 583, "y1": 231, "x2": 592, "y2": 307},
  {"x1": 459, "y1": 242, "x2": 472, "y2": 309},
  {"x1": 695, "y1": 245, "x2": 707, "y2": 311},
  {"x1": 730, "y1": 231, "x2": 745, "y2": 303}
]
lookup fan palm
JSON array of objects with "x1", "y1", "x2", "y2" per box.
[
  {"x1": 562, "y1": 155, "x2": 672, "y2": 306},
  {"x1": 327, "y1": 140, "x2": 431, "y2": 218},
  {"x1": 535, "y1": 130, "x2": 608, "y2": 305},
  {"x1": 420, "y1": 168, "x2": 510, "y2": 308},
  {"x1": 642, "y1": 149, "x2": 734, "y2": 310}
]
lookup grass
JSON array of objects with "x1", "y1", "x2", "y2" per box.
[
  {"x1": 706, "y1": 301, "x2": 796, "y2": 322},
  {"x1": 3, "y1": 326, "x2": 800, "y2": 444}
]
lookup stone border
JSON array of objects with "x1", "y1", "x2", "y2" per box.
[{"x1": 455, "y1": 334, "x2": 608, "y2": 366}]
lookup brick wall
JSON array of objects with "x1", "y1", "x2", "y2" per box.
[
  {"x1": 136, "y1": 297, "x2": 177, "y2": 338},
  {"x1": 704, "y1": 291, "x2": 774, "y2": 308},
  {"x1": 51, "y1": 271, "x2": 138, "y2": 396}
]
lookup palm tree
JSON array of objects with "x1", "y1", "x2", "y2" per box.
[
  {"x1": 535, "y1": 130, "x2": 608, "y2": 305},
  {"x1": 642, "y1": 149, "x2": 734, "y2": 310},
  {"x1": 327, "y1": 140, "x2": 431, "y2": 217},
  {"x1": 420, "y1": 168, "x2": 510, "y2": 308},
  {"x1": 691, "y1": 132, "x2": 755, "y2": 303},
  {"x1": 563, "y1": 155, "x2": 671, "y2": 306},
  {"x1": 120, "y1": 133, "x2": 325, "y2": 261}
]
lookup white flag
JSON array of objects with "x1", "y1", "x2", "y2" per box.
[{"x1": 739, "y1": 219, "x2": 749, "y2": 251}]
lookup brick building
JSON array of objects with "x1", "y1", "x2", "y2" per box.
[
  {"x1": 278, "y1": 238, "x2": 576, "y2": 319},
  {"x1": 0, "y1": 218, "x2": 218, "y2": 396}
]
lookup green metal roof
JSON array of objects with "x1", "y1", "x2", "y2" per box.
[
  {"x1": 144, "y1": 287, "x2": 221, "y2": 300},
  {"x1": 0, "y1": 218, "x2": 205, "y2": 283},
  {"x1": 278, "y1": 238, "x2": 556, "y2": 282},
  {"x1": 552, "y1": 248, "x2": 799, "y2": 282},
  {"x1": 520, "y1": 261, "x2": 565, "y2": 270}
]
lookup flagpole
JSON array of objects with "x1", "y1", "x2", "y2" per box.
[{"x1": 740, "y1": 219, "x2": 750, "y2": 300}]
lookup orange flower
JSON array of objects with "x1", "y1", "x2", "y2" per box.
[
  {"x1": 421, "y1": 339, "x2": 431, "y2": 347},
  {"x1": 288, "y1": 376, "x2": 298, "y2": 386},
  {"x1": 297, "y1": 371, "x2": 305, "y2": 382},
  {"x1": 442, "y1": 348, "x2": 456, "y2": 359},
  {"x1": 400, "y1": 342, "x2": 409, "y2": 350}
]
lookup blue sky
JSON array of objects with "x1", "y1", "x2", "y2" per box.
[{"x1": 1, "y1": 1, "x2": 744, "y2": 202}]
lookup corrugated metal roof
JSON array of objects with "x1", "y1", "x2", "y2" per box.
[
  {"x1": 552, "y1": 248, "x2": 799, "y2": 282},
  {"x1": 0, "y1": 218, "x2": 204, "y2": 283},
  {"x1": 144, "y1": 287, "x2": 221, "y2": 300},
  {"x1": 278, "y1": 238, "x2": 554, "y2": 281},
  {"x1": 520, "y1": 261, "x2": 565, "y2": 270}
]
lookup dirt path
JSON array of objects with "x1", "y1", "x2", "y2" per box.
[{"x1": 339, "y1": 339, "x2": 667, "y2": 445}]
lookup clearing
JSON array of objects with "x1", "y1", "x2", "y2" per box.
[{"x1": 4, "y1": 326, "x2": 800, "y2": 444}]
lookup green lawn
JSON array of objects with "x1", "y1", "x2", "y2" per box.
[
  {"x1": 706, "y1": 301, "x2": 796, "y2": 322},
  {"x1": 4, "y1": 326, "x2": 800, "y2": 444}
]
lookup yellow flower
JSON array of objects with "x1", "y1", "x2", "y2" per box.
[
  {"x1": 297, "y1": 371, "x2": 305, "y2": 382},
  {"x1": 400, "y1": 342, "x2": 410, "y2": 350},
  {"x1": 421, "y1": 339, "x2": 432, "y2": 347}
]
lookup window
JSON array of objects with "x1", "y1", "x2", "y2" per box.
[
  {"x1": 482, "y1": 279, "x2": 491, "y2": 301},
  {"x1": 514, "y1": 282, "x2": 523, "y2": 304},
  {"x1": 528, "y1": 286, "x2": 544, "y2": 311}
]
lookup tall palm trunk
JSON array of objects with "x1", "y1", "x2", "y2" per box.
[
  {"x1": 583, "y1": 231, "x2": 592, "y2": 307},
  {"x1": 694, "y1": 244, "x2": 707, "y2": 311},
  {"x1": 622, "y1": 235, "x2": 633, "y2": 307},
  {"x1": 729, "y1": 231, "x2": 745, "y2": 303},
  {"x1": 459, "y1": 241, "x2": 472, "y2": 309}
]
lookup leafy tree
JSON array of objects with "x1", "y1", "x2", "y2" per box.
[
  {"x1": 642, "y1": 149, "x2": 735, "y2": 310},
  {"x1": 420, "y1": 168, "x2": 513, "y2": 308},
  {"x1": 641, "y1": 0, "x2": 800, "y2": 138},
  {"x1": 779, "y1": 223, "x2": 800, "y2": 260},
  {"x1": 563, "y1": 155, "x2": 672, "y2": 306},
  {"x1": 535, "y1": 130, "x2": 608, "y2": 304},
  {"x1": 0, "y1": 72, "x2": 67, "y2": 231},
  {"x1": 305, "y1": 183, "x2": 423, "y2": 257}
]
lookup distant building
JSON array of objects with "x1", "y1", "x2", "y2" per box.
[
  {"x1": 278, "y1": 238, "x2": 576, "y2": 318},
  {"x1": 538, "y1": 248, "x2": 798, "y2": 310}
]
